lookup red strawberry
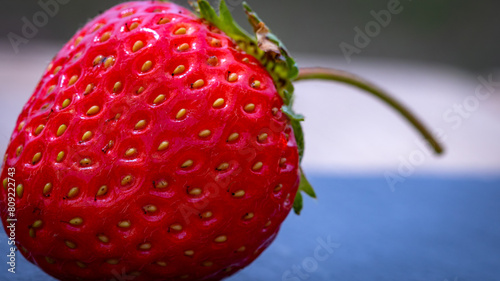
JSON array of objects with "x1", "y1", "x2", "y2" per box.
[{"x1": 1, "y1": 1, "x2": 443, "y2": 280}]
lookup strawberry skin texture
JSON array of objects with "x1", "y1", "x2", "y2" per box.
[{"x1": 0, "y1": 1, "x2": 299, "y2": 281}]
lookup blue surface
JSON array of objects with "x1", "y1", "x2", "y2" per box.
[{"x1": 1, "y1": 175, "x2": 499, "y2": 281}]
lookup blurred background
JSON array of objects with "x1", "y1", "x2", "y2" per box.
[
  {"x1": 0, "y1": 0, "x2": 499, "y2": 280},
  {"x1": 2, "y1": 0, "x2": 500, "y2": 71}
]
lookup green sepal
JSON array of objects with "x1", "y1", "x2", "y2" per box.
[
  {"x1": 290, "y1": 118, "x2": 305, "y2": 162},
  {"x1": 197, "y1": 0, "x2": 256, "y2": 47},
  {"x1": 284, "y1": 86, "x2": 294, "y2": 105},
  {"x1": 282, "y1": 84, "x2": 306, "y2": 163},
  {"x1": 298, "y1": 168, "x2": 316, "y2": 198},
  {"x1": 282, "y1": 83, "x2": 298, "y2": 109},
  {"x1": 293, "y1": 191, "x2": 303, "y2": 215},
  {"x1": 292, "y1": 168, "x2": 317, "y2": 215},
  {"x1": 282, "y1": 106, "x2": 304, "y2": 122}
]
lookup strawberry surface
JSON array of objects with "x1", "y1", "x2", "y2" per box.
[{"x1": 0, "y1": 1, "x2": 300, "y2": 280}]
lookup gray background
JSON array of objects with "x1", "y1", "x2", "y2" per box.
[{"x1": 1, "y1": 0, "x2": 500, "y2": 72}]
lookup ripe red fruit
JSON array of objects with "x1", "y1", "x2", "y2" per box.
[
  {"x1": 1, "y1": 1, "x2": 443, "y2": 280},
  {"x1": 1, "y1": 1, "x2": 301, "y2": 280}
]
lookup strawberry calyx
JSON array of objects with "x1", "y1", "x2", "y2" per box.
[
  {"x1": 194, "y1": 0, "x2": 313, "y2": 214},
  {"x1": 195, "y1": 0, "x2": 299, "y2": 102}
]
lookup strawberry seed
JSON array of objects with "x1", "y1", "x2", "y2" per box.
[
  {"x1": 65, "y1": 240, "x2": 77, "y2": 249},
  {"x1": 156, "y1": 261, "x2": 167, "y2": 267},
  {"x1": 104, "y1": 56, "x2": 116, "y2": 68},
  {"x1": 43, "y1": 183, "x2": 52, "y2": 195},
  {"x1": 15, "y1": 145, "x2": 23, "y2": 156},
  {"x1": 232, "y1": 190, "x2": 245, "y2": 198},
  {"x1": 57, "y1": 124, "x2": 67, "y2": 137},
  {"x1": 125, "y1": 148, "x2": 137, "y2": 157},
  {"x1": 251, "y1": 80, "x2": 261, "y2": 88},
  {"x1": 81, "y1": 131, "x2": 93, "y2": 142},
  {"x1": 69, "y1": 217, "x2": 83, "y2": 226},
  {"x1": 217, "y1": 163, "x2": 229, "y2": 171},
  {"x1": 98, "y1": 234, "x2": 109, "y2": 243},
  {"x1": 117, "y1": 220, "x2": 131, "y2": 228},
  {"x1": 106, "y1": 259, "x2": 119, "y2": 265},
  {"x1": 177, "y1": 43, "x2": 189, "y2": 51},
  {"x1": 257, "y1": 133, "x2": 268, "y2": 142},
  {"x1": 16, "y1": 184, "x2": 24, "y2": 198},
  {"x1": 129, "y1": 22, "x2": 139, "y2": 30},
  {"x1": 198, "y1": 130, "x2": 211, "y2": 138},
  {"x1": 34, "y1": 125, "x2": 45, "y2": 136},
  {"x1": 139, "y1": 243, "x2": 152, "y2": 250},
  {"x1": 244, "y1": 104, "x2": 255, "y2": 112},
  {"x1": 113, "y1": 82, "x2": 122, "y2": 93},
  {"x1": 100, "y1": 31, "x2": 112, "y2": 42},
  {"x1": 32, "y1": 220, "x2": 43, "y2": 228},
  {"x1": 67, "y1": 187, "x2": 79, "y2": 198},
  {"x1": 214, "y1": 235, "x2": 227, "y2": 243},
  {"x1": 96, "y1": 185, "x2": 108, "y2": 196},
  {"x1": 32, "y1": 152, "x2": 42, "y2": 165},
  {"x1": 252, "y1": 162, "x2": 263, "y2": 171},
  {"x1": 68, "y1": 75, "x2": 78, "y2": 86},
  {"x1": 141, "y1": 60, "x2": 153, "y2": 72},
  {"x1": 154, "y1": 180, "x2": 168, "y2": 189},
  {"x1": 201, "y1": 211, "x2": 213, "y2": 219},
  {"x1": 134, "y1": 120, "x2": 147, "y2": 130},
  {"x1": 132, "y1": 40, "x2": 144, "y2": 52},
  {"x1": 53, "y1": 66, "x2": 62, "y2": 75},
  {"x1": 243, "y1": 213, "x2": 254, "y2": 220},
  {"x1": 170, "y1": 224, "x2": 182, "y2": 231},
  {"x1": 188, "y1": 188, "x2": 202, "y2": 196},
  {"x1": 56, "y1": 151, "x2": 65, "y2": 162},
  {"x1": 173, "y1": 65, "x2": 185, "y2": 75},
  {"x1": 121, "y1": 175, "x2": 133, "y2": 186},
  {"x1": 212, "y1": 98, "x2": 224, "y2": 108},
  {"x1": 202, "y1": 261, "x2": 213, "y2": 267},
  {"x1": 86, "y1": 105, "x2": 100, "y2": 116},
  {"x1": 228, "y1": 73, "x2": 238, "y2": 82},
  {"x1": 84, "y1": 83, "x2": 94, "y2": 95},
  {"x1": 153, "y1": 94, "x2": 166, "y2": 105},
  {"x1": 176, "y1": 109, "x2": 187, "y2": 119},
  {"x1": 181, "y1": 160, "x2": 193, "y2": 168},
  {"x1": 227, "y1": 133, "x2": 239, "y2": 142},
  {"x1": 61, "y1": 99, "x2": 71, "y2": 109},
  {"x1": 174, "y1": 27, "x2": 187, "y2": 35},
  {"x1": 157, "y1": 141, "x2": 169, "y2": 151},
  {"x1": 191, "y1": 79, "x2": 204, "y2": 89}
]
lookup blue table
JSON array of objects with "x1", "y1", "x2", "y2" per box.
[{"x1": 1, "y1": 175, "x2": 499, "y2": 280}]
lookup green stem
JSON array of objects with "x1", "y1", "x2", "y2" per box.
[{"x1": 295, "y1": 67, "x2": 444, "y2": 155}]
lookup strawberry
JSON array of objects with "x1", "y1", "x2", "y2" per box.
[{"x1": 0, "y1": 1, "x2": 443, "y2": 280}]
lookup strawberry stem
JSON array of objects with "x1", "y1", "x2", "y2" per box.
[{"x1": 295, "y1": 67, "x2": 444, "y2": 155}]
